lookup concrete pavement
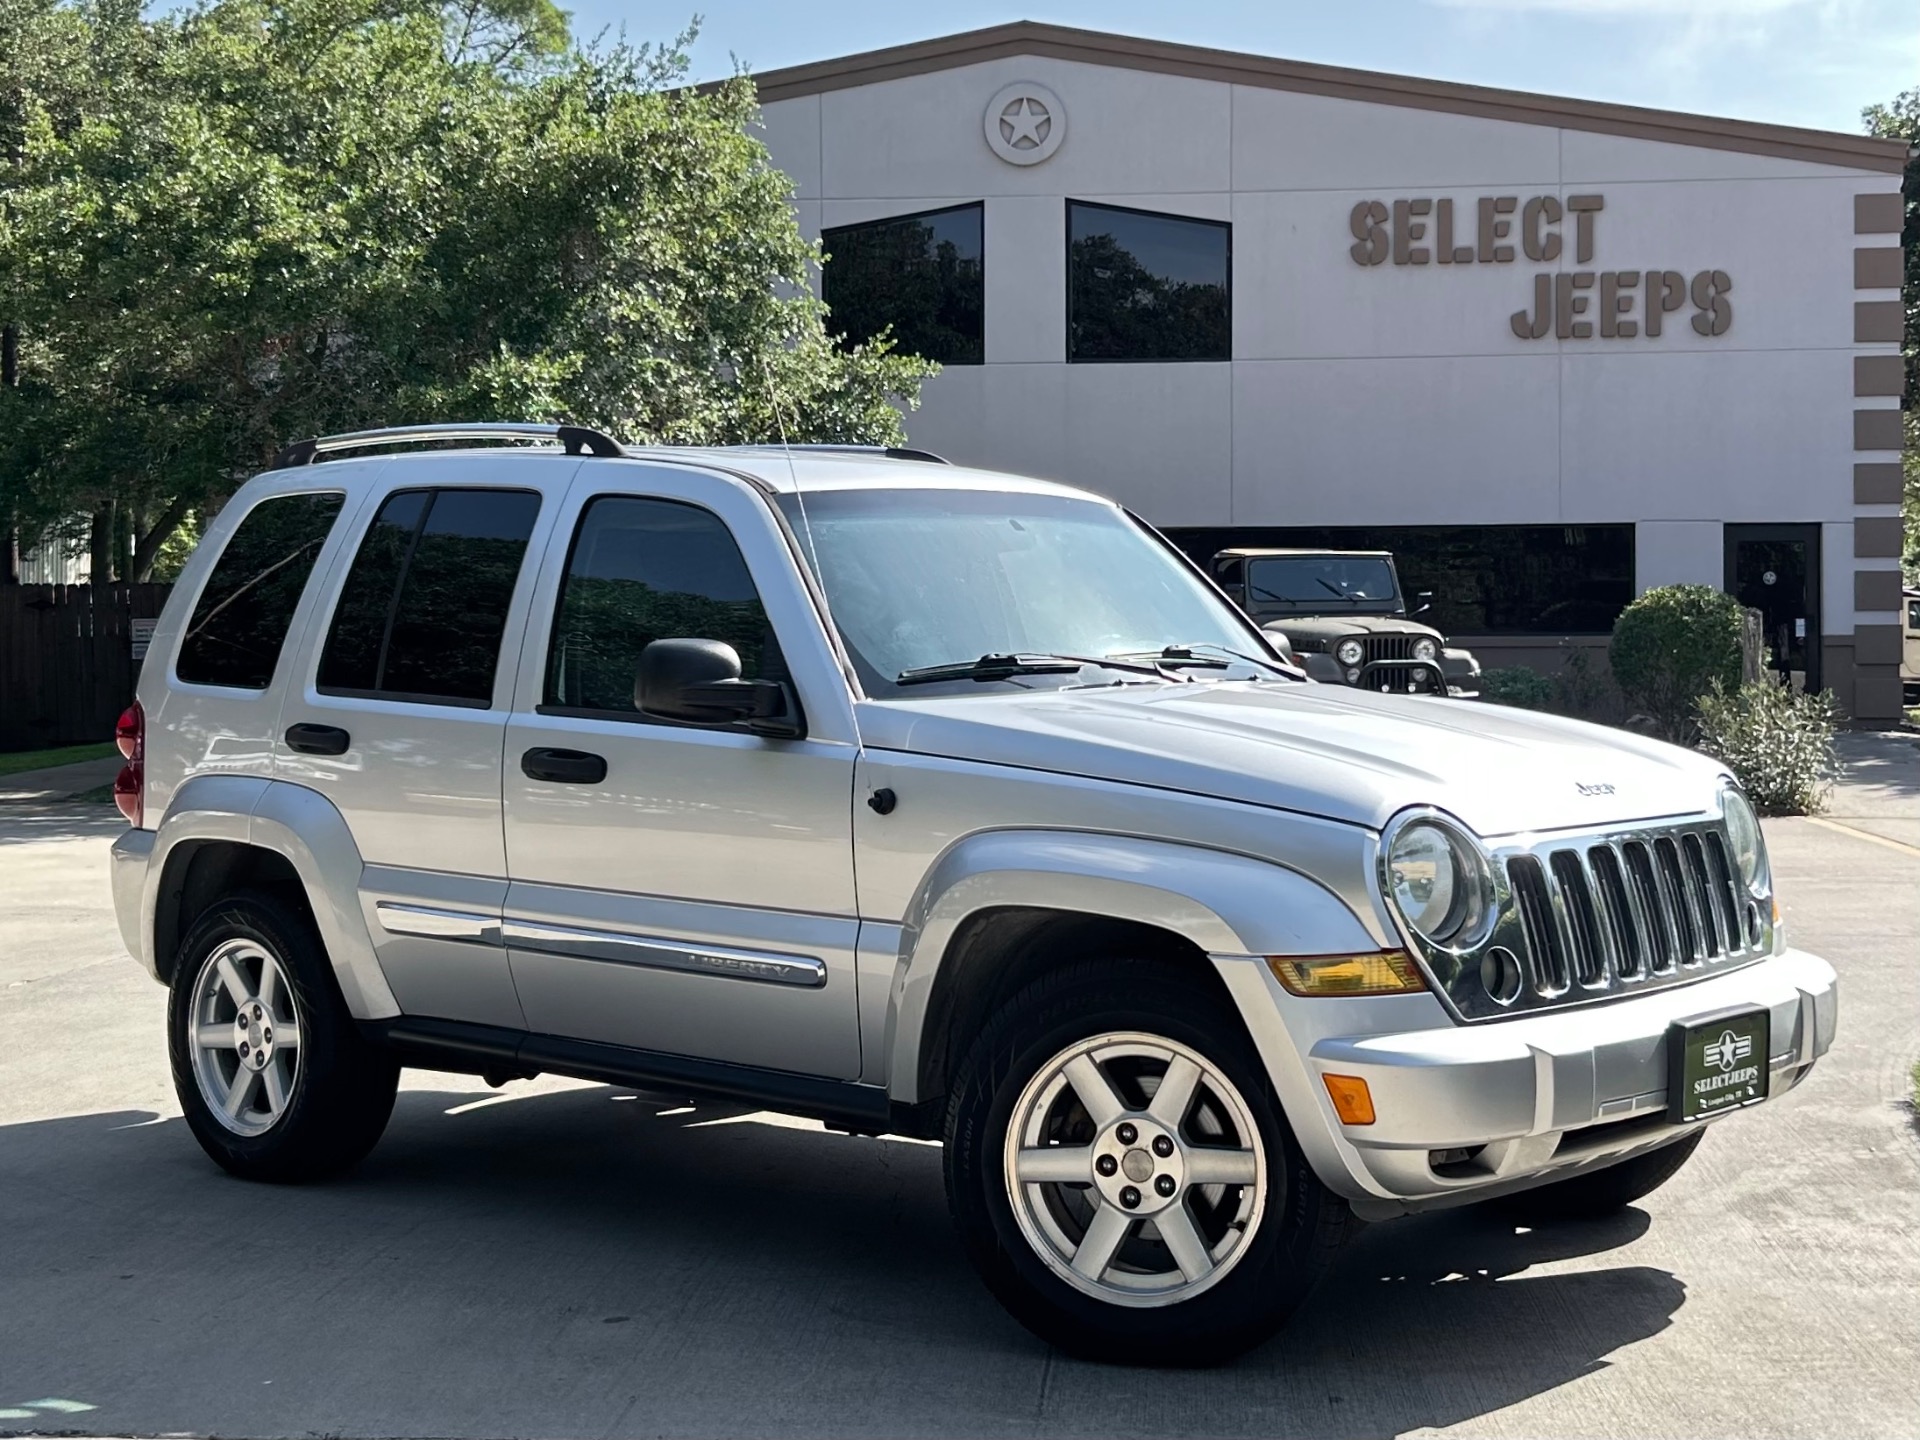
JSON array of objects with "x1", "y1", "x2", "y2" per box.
[{"x1": 0, "y1": 801, "x2": 1915, "y2": 1439}]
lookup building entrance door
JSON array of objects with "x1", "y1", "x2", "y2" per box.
[{"x1": 1724, "y1": 524, "x2": 1821, "y2": 692}]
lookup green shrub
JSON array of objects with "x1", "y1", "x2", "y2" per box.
[
  {"x1": 1610, "y1": 585, "x2": 1745, "y2": 742},
  {"x1": 1479, "y1": 666, "x2": 1556, "y2": 710},
  {"x1": 1694, "y1": 681, "x2": 1840, "y2": 816}
]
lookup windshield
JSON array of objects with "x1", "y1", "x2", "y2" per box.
[
  {"x1": 1247, "y1": 555, "x2": 1399, "y2": 606},
  {"x1": 774, "y1": 488, "x2": 1277, "y2": 697}
]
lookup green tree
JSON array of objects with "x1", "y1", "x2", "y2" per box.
[
  {"x1": 0, "y1": 0, "x2": 932, "y2": 581},
  {"x1": 1861, "y1": 88, "x2": 1918, "y2": 581}
]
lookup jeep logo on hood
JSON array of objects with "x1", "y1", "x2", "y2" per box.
[{"x1": 1576, "y1": 781, "x2": 1617, "y2": 796}]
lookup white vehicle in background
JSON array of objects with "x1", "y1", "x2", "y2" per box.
[{"x1": 109, "y1": 424, "x2": 1835, "y2": 1364}]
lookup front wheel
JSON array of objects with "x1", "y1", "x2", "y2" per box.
[
  {"x1": 168, "y1": 891, "x2": 398, "y2": 1182},
  {"x1": 944, "y1": 960, "x2": 1349, "y2": 1365}
]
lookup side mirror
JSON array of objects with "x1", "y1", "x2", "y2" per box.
[
  {"x1": 1414, "y1": 590, "x2": 1434, "y2": 616},
  {"x1": 634, "y1": 639, "x2": 802, "y2": 737}
]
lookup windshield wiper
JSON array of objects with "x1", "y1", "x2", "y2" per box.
[
  {"x1": 1125, "y1": 643, "x2": 1300, "y2": 679},
  {"x1": 1316, "y1": 577, "x2": 1360, "y2": 602},
  {"x1": 895, "y1": 652, "x2": 1178, "y2": 687}
]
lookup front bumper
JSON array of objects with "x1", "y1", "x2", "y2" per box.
[{"x1": 1214, "y1": 946, "x2": 1836, "y2": 1219}]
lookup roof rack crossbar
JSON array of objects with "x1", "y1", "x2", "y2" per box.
[
  {"x1": 720, "y1": 443, "x2": 950, "y2": 465},
  {"x1": 270, "y1": 422, "x2": 623, "y2": 469}
]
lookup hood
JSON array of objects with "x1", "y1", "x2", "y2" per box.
[
  {"x1": 1262, "y1": 615, "x2": 1443, "y2": 643},
  {"x1": 855, "y1": 681, "x2": 1729, "y2": 837}
]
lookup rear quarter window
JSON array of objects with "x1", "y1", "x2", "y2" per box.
[{"x1": 175, "y1": 492, "x2": 346, "y2": 689}]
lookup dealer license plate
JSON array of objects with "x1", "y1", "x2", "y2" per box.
[{"x1": 1668, "y1": 1007, "x2": 1771, "y2": 1123}]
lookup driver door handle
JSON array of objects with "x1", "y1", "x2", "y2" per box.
[{"x1": 521, "y1": 747, "x2": 608, "y2": 785}]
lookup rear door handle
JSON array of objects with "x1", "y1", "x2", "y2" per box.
[
  {"x1": 284, "y1": 723, "x2": 351, "y2": 756},
  {"x1": 521, "y1": 747, "x2": 608, "y2": 785}
]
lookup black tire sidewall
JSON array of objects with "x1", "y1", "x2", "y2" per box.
[
  {"x1": 167, "y1": 891, "x2": 396, "y2": 1181},
  {"x1": 946, "y1": 962, "x2": 1345, "y2": 1365}
]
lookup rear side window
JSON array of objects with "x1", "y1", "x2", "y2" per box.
[
  {"x1": 176, "y1": 492, "x2": 345, "y2": 689},
  {"x1": 318, "y1": 487, "x2": 541, "y2": 706},
  {"x1": 544, "y1": 496, "x2": 776, "y2": 715}
]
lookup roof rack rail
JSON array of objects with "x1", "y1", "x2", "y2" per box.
[
  {"x1": 724, "y1": 443, "x2": 950, "y2": 465},
  {"x1": 270, "y1": 422, "x2": 624, "y2": 470}
]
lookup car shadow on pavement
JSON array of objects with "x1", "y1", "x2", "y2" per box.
[
  {"x1": 0, "y1": 1088, "x2": 1684, "y2": 1439},
  {"x1": 0, "y1": 801, "x2": 127, "y2": 846}
]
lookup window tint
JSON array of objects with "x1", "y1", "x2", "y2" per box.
[
  {"x1": 176, "y1": 492, "x2": 344, "y2": 689},
  {"x1": 823, "y1": 203, "x2": 983, "y2": 366},
  {"x1": 1166, "y1": 525, "x2": 1636, "y2": 637},
  {"x1": 1068, "y1": 201, "x2": 1229, "y2": 362},
  {"x1": 318, "y1": 488, "x2": 540, "y2": 705},
  {"x1": 545, "y1": 497, "x2": 775, "y2": 714}
]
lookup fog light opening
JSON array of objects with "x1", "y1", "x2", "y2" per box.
[
  {"x1": 1479, "y1": 946, "x2": 1523, "y2": 1005},
  {"x1": 1428, "y1": 1144, "x2": 1487, "y2": 1177}
]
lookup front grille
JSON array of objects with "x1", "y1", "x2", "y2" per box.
[
  {"x1": 1364, "y1": 634, "x2": 1417, "y2": 664},
  {"x1": 1496, "y1": 821, "x2": 1764, "y2": 1008}
]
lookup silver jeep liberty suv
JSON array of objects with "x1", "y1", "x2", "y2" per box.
[{"x1": 109, "y1": 423, "x2": 1837, "y2": 1364}]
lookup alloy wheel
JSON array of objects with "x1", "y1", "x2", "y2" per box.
[
  {"x1": 188, "y1": 937, "x2": 304, "y2": 1138},
  {"x1": 1001, "y1": 1031, "x2": 1268, "y2": 1307}
]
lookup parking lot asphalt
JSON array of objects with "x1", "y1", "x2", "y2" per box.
[{"x1": 1, "y1": 799, "x2": 1915, "y2": 1440}]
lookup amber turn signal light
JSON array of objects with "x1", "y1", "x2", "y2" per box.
[
  {"x1": 1322, "y1": 1074, "x2": 1376, "y2": 1126},
  {"x1": 1267, "y1": 950, "x2": 1427, "y2": 997}
]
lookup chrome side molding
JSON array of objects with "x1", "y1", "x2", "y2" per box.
[
  {"x1": 502, "y1": 917, "x2": 828, "y2": 989},
  {"x1": 374, "y1": 901, "x2": 501, "y2": 945}
]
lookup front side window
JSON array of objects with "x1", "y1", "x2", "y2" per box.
[
  {"x1": 823, "y1": 203, "x2": 984, "y2": 366},
  {"x1": 544, "y1": 496, "x2": 776, "y2": 715},
  {"x1": 176, "y1": 492, "x2": 345, "y2": 689},
  {"x1": 775, "y1": 489, "x2": 1273, "y2": 698},
  {"x1": 1908, "y1": 598, "x2": 1920, "y2": 631},
  {"x1": 318, "y1": 487, "x2": 540, "y2": 705},
  {"x1": 1068, "y1": 201, "x2": 1230, "y2": 362}
]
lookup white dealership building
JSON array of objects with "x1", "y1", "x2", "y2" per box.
[{"x1": 751, "y1": 22, "x2": 1910, "y2": 720}]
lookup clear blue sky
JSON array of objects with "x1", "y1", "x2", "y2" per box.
[{"x1": 566, "y1": 0, "x2": 1916, "y2": 136}]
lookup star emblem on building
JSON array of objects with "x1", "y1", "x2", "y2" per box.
[{"x1": 999, "y1": 95, "x2": 1051, "y2": 149}]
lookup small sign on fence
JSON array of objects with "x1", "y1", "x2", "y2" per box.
[{"x1": 130, "y1": 618, "x2": 157, "y2": 661}]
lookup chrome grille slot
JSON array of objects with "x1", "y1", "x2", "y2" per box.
[
  {"x1": 1682, "y1": 834, "x2": 1724, "y2": 956},
  {"x1": 1548, "y1": 849, "x2": 1607, "y2": 987},
  {"x1": 1587, "y1": 844, "x2": 1643, "y2": 979},
  {"x1": 1621, "y1": 840, "x2": 1677, "y2": 974},
  {"x1": 1507, "y1": 855, "x2": 1570, "y2": 996},
  {"x1": 1704, "y1": 833, "x2": 1743, "y2": 954},
  {"x1": 1652, "y1": 836, "x2": 1701, "y2": 964}
]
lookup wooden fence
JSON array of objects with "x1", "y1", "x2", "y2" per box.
[{"x1": 0, "y1": 584, "x2": 173, "y2": 752}]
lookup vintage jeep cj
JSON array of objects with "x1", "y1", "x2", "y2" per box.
[{"x1": 1211, "y1": 547, "x2": 1481, "y2": 697}]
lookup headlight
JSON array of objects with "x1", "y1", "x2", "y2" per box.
[
  {"x1": 1412, "y1": 637, "x2": 1438, "y2": 662},
  {"x1": 1335, "y1": 639, "x2": 1365, "y2": 666},
  {"x1": 1384, "y1": 817, "x2": 1490, "y2": 948},
  {"x1": 1721, "y1": 786, "x2": 1769, "y2": 896}
]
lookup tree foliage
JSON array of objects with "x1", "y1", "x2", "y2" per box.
[
  {"x1": 0, "y1": 0, "x2": 933, "y2": 579},
  {"x1": 1861, "y1": 88, "x2": 1918, "y2": 581},
  {"x1": 1609, "y1": 584, "x2": 1746, "y2": 743}
]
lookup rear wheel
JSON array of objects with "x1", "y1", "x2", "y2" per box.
[
  {"x1": 945, "y1": 959, "x2": 1348, "y2": 1365},
  {"x1": 168, "y1": 892, "x2": 398, "y2": 1182},
  {"x1": 1494, "y1": 1129, "x2": 1707, "y2": 1221}
]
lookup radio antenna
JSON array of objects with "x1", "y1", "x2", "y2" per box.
[{"x1": 758, "y1": 354, "x2": 851, "y2": 685}]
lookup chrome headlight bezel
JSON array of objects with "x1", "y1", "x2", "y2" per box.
[
  {"x1": 1412, "y1": 636, "x2": 1438, "y2": 662},
  {"x1": 1719, "y1": 782, "x2": 1770, "y2": 898},
  {"x1": 1378, "y1": 809, "x2": 1496, "y2": 953},
  {"x1": 1335, "y1": 638, "x2": 1365, "y2": 667}
]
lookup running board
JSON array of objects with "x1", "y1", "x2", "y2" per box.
[{"x1": 366, "y1": 1017, "x2": 899, "y2": 1135}]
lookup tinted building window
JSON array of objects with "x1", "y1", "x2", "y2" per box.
[
  {"x1": 176, "y1": 492, "x2": 344, "y2": 689},
  {"x1": 545, "y1": 497, "x2": 775, "y2": 715},
  {"x1": 823, "y1": 203, "x2": 984, "y2": 366},
  {"x1": 1168, "y1": 525, "x2": 1636, "y2": 636},
  {"x1": 319, "y1": 487, "x2": 540, "y2": 705},
  {"x1": 1068, "y1": 202, "x2": 1230, "y2": 362}
]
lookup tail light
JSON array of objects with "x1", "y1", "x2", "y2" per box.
[{"x1": 114, "y1": 701, "x2": 144, "y2": 827}]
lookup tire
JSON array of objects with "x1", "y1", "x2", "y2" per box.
[
  {"x1": 944, "y1": 958, "x2": 1349, "y2": 1366},
  {"x1": 168, "y1": 890, "x2": 398, "y2": 1182},
  {"x1": 1493, "y1": 1129, "x2": 1706, "y2": 1221}
]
